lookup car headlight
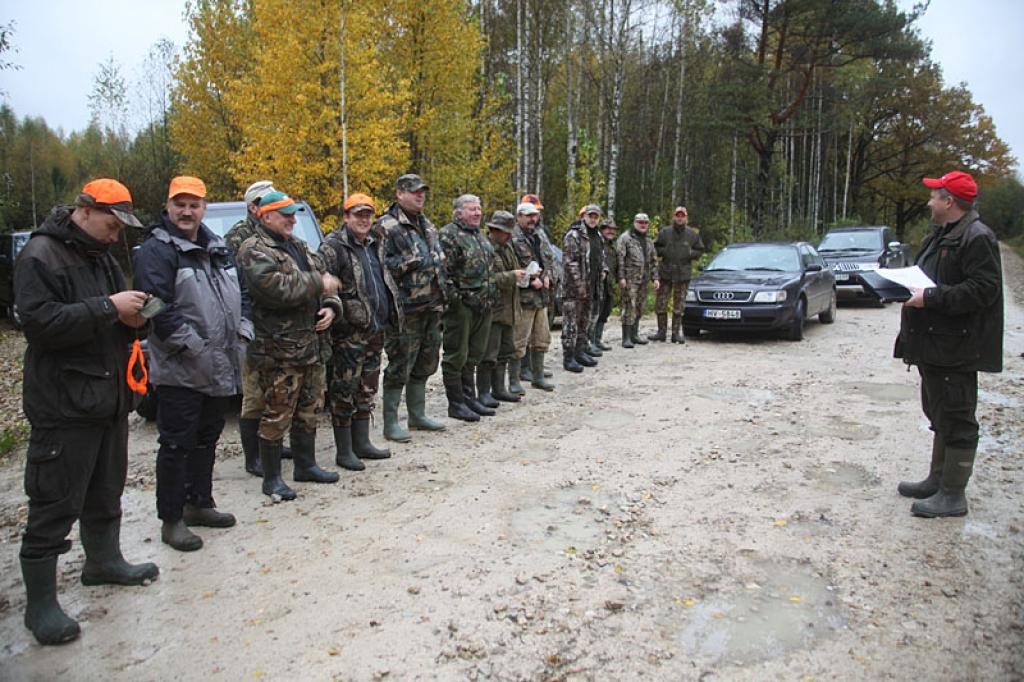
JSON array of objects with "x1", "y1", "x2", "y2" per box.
[
  {"x1": 753, "y1": 290, "x2": 787, "y2": 303},
  {"x1": 685, "y1": 289, "x2": 697, "y2": 302},
  {"x1": 858, "y1": 263, "x2": 880, "y2": 271}
]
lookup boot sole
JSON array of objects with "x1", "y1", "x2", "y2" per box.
[
  {"x1": 81, "y1": 569, "x2": 160, "y2": 586},
  {"x1": 911, "y1": 506, "x2": 968, "y2": 518}
]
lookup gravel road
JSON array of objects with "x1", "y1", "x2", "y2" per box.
[{"x1": 0, "y1": 247, "x2": 1021, "y2": 681}]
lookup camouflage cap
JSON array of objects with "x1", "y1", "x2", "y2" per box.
[
  {"x1": 582, "y1": 203, "x2": 602, "y2": 216},
  {"x1": 600, "y1": 218, "x2": 618, "y2": 231},
  {"x1": 396, "y1": 174, "x2": 429, "y2": 192},
  {"x1": 486, "y1": 210, "x2": 516, "y2": 233}
]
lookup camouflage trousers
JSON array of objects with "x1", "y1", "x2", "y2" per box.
[
  {"x1": 620, "y1": 282, "x2": 648, "y2": 325},
  {"x1": 655, "y1": 280, "x2": 689, "y2": 316},
  {"x1": 329, "y1": 331, "x2": 384, "y2": 427},
  {"x1": 484, "y1": 321, "x2": 517, "y2": 364},
  {"x1": 383, "y1": 310, "x2": 442, "y2": 390},
  {"x1": 256, "y1": 363, "x2": 325, "y2": 442},
  {"x1": 240, "y1": 356, "x2": 264, "y2": 419},
  {"x1": 561, "y1": 296, "x2": 592, "y2": 352},
  {"x1": 442, "y1": 300, "x2": 492, "y2": 377}
]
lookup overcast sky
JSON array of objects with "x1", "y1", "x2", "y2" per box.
[{"x1": 1, "y1": 0, "x2": 1021, "y2": 173}]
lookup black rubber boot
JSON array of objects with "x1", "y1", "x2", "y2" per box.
[
  {"x1": 575, "y1": 344, "x2": 598, "y2": 367},
  {"x1": 508, "y1": 358, "x2": 526, "y2": 395},
  {"x1": 291, "y1": 430, "x2": 340, "y2": 483},
  {"x1": 183, "y1": 504, "x2": 237, "y2": 528},
  {"x1": 911, "y1": 446, "x2": 975, "y2": 518},
  {"x1": 80, "y1": 519, "x2": 160, "y2": 585},
  {"x1": 563, "y1": 349, "x2": 583, "y2": 373},
  {"x1": 352, "y1": 417, "x2": 390, "y2": 460},
  {"x1": 238, "y1": 417, "x2": 263, "y2": 477},
  {"x1": 161, "y1": 519, "x2": 203, "y2": 551},
  {"x1": 671, "y1": 315, "x2": 684, "y2": 344},
  {"x1": 632, "y1": 324, "x2": 649, "y2": 344},
  {"x1": 622, "y1": 324, "x2": 634, "y2": 348},
  {"x1": 476, "y1": 363, "x2": 500, "y2": 409},
  {"x1": 520, "y1": 360, "x2": 534, "y2": 383},
  {"x1": 530, "y1": 350, "x2": 556, "y2": 390},
  {"x1": 445, "y1": 375, "x2": 480, "y2": 422},
  {"x1": 332, "y1": 425, "x2": 365, "y2": 471},
  {"x1": 595, "y1": 322, "x2": 612, "y2": 351},
  {"x1": 898, "y1": 434, "x2": 944, "y2": 499},
  {"x1": 462, "y1": 367, "x2": 496, "y2": 416},
  {"x1": 260, "y1": 439, "x2": 297, "y2": 500},
  {"x1": 21, "y1": 555, "x2": 80, "y2": 645},
  {"x1": 649, "y1": 313, "x2": 667, "y2": 341},
  {"x1": 491, "y1": 363, "x2": 521, "y2": 402}
]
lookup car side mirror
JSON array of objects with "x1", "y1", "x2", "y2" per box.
[
  {"x1": 887, "y1": 241, "x2": 901, "y2": 252},
  {"x1": 805, "y1": 263, "x2": 823, "y2": 272}
]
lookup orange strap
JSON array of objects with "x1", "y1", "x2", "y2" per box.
[{"x1": 127, "y1": 339, "x2": 148, "y2": 395}]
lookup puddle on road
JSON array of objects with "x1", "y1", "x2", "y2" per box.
[
  {"x1": 806, "y1": 418, "x2": 880, "y2": 442},
  {"x1": 693, "y1": 387, "x2": 775, "y2": 404},
  {"x1": 661, "y1": 558, "x2": 847, "y2": 666},
  {"x1": 804, "y1": 462, "x2": 879, "y2": 491},
  {"x1": 507, "y1": 484, "x2": 618, "y2": 553},
  {"x1": 582, "y1": 409, "x2": 636, "y2": 432},
  {"x1": 840, "y1": 381, "x2": 916, "y2": 402}
]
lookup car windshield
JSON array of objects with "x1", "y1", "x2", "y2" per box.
[
  {"x1": 706, "y1": 245, "x2": 800, "y2": 272},
  {"x1": 202, "y1": 205, "x2": 324, "y2": 249},
  {"x1": 818, "y1": 230, "x2": 882, "y2": 252}
]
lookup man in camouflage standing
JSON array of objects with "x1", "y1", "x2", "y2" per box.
[
  {"x1": 319, "y1": 193, "x2": 401, "y2": 471},
  {"x1": 480, "y1": 210, "x2": 526, "y2": 404},
  {"x1": 651, "y1": 206, "x2": 704, "y2": 343},
  {"x1": 616, "y1": 213, "x2": 659, "y2": 348},
  {"x1": 585, "y1": 205, "x2": 609, "y2": 358},
  {"x1": 237, "y1": 190, "x2": 342, "y2": 501},
  {"x1": 377, "y1": 174, "x2": 448, "y2": 441},
  {"x1": 594, "y1": 219, "x2": 619, "y2": 351},
  {"x1": 561, "y1": 204, "x2": 601, "y2": 372},
  {"x1": 439, "y1": 194, "x2": 496, "y2": 421},
  {"x1": 510, "y1": 202, "x2": 556, "y2": 391}
]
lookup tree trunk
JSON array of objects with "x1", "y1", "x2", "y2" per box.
[
  {"x1": 565, "y1": 9, "x2": 577, "y2": 196},
  {"x1": 338, "y1": 5, "x2": 349, "y2": 200},
  {"x1": 670, "y1": 7, "x2": 687, "y2": 205}
]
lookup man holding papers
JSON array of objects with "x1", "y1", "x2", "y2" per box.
[{"x1": 895, "y1": 170, "x2": 1003, "y2": 518}]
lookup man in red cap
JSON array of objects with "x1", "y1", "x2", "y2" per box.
[
  {"x1": 895, "y1": 170, "x2": 1003, "y2": 518},
  {"x1": 14, "y1": 179, "x2": 159, "y2": 645},
  {"x1": 133, "y1": 176, "x2": 250, "y2": 550}
]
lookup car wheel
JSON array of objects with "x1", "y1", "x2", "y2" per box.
[
  {"x1": 786, "y1": 297, "x2": 806, "y2": 341},
  {"x1": 683, "y1": 325, "x2": 700, "y2": 338},
  {"x1": 819, "y1": 289, "x2": 837, "y2": 324}
]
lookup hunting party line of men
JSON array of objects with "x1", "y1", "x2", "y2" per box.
[{"x1": 11, "y1": 165, "x2": 1002, "y2": 647}]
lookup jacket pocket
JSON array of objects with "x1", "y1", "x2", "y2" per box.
[
  {"x1": 58, "y1": 359, "x2": 118, "y2": 420},
  {"x1": 24, "y1": 441, "x2": 68, "y2": 502},
  {"x1": 922, "y1": 319, "x2": 972, "y2": 366}
]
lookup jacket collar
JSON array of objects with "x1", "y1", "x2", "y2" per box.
[{"x1": 936, "y1": 209, "x2": 980, "y2": 245}]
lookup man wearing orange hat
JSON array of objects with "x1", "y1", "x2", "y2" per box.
[
  {"x1": 134, "y1": 176, "x2": 250, "y2": 551},
  {"x1": 14, "y1": 179, "x2": 159, "y2": 645},
  {"x1": 895, "y1": 170, "x2": 1003, "y2": 518},
  {"x1": 652, "y1": 206, "x2": 704, "y2": 343},
  {"x1": 319, "y1": 194, "x2": 401, "y2": 471}
]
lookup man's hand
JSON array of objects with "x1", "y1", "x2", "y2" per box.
[
  {"x1": 315, "y1": 307, "x2": 336, "y2": 331},
  {"x1": 513, "y1": 269, "x2": 527, "y2": 283},
  {"x1": 530, "y1": 278, "x2": 543, "y2": 290},
  {"x1": 543, "y1": 276, "x2": 551, "y2": 289},
  {"x1": 321, "y1": 273, "x2": 341, "y2": 296},
  {"x1": 653, "y1": 279, "x2": 661, "y2": 291},
  {"x1": 904, "y1": 287, "x2": 925, "y2": 308},
  {"x1": 110, "y1": 291, "x2": 147, "y2": 327}
]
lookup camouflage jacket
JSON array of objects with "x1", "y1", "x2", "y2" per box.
[
  {"x1": 375, "y1": 203, "x2": 446, "y2": 314},
  {"x1": 586, "y1": 224, "x2": 607, "y2": 297},
  {"x1": 510, "y1": 225, "x2": 556, "y2": 308},
  {"x1": 237, "y1": 224, "x2": 341, "y2": 368},
  {"x1": 225, "y1": 214, "x2": 259, "y2": 255},
  {"x1": 654, "y1": 223, "x2": 704, "y2": 282},
  {"x1": 603, "y1": 239, "x2": 620, "y2": 295},
  {"x1": 319, "y1": 224, "x2": 403, "y2": 339},
  {"x1": 615, "y1": 229, "x2": 658, "y2": 285},
  {"x1": 439, "y1": 219, "x2": 496, "y2": 311},
  {"x1": 489, "y1": 237, "x2": 521, "y2": 326},
  {"x1": 562, "y1": 220, "x2": 591, "y2": 300}
]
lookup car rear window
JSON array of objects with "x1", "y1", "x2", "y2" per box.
[{"x1": 818, "y1": 231, "x2": 883, "y2": 252}]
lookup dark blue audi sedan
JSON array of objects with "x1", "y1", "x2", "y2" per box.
[{"x1": 682, "y1": 241, "x2": 837, "y2": 341}]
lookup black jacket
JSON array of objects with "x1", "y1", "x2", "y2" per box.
[
  {"x1": 895, "y1": 210, "x2": 1003, "y2": 372},
  {"x1": 14, "y1": 206, "x2": 135, "y2": 428}
]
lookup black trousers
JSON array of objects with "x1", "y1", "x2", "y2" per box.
[
  {"x1": 155, "y1": 385, "x2": 228, "y2": 521},
  {"x1": 597, "y1": 287, "x2": 614, "y2": 325},
  {"x1": 919, "y1": 366, "x2": 979, "y2": 450},
  {"x1": 21, "y1": 419, "x2": 128, "y2": 559}
]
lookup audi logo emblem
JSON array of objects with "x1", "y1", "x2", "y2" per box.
[{"x1": 711, "y1": 291, "x2": 734, "y2": 301}]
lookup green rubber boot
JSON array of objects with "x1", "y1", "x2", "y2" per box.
[
  {"x1": 21, "y1": 555, "x2": 80, "y2": 646},
  {"x1": 898, "y1": 433, "x2": 944, "y2": 499},
  {"x1": 508, "y1": 358, "x2": 526, "y2": 395},
  {"x1": 911, "y1": 446, "x2": 975, "y2": 518},
  {"x1": 406, "y1": 379, "x2": 447, "y2": 432},
  {"x1": 382, "y1": 386, "x2": 412, "y2": 442}
]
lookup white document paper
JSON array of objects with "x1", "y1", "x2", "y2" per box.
[{"x1": 875, "y1": 266, "x2": 935, "y2": 290}]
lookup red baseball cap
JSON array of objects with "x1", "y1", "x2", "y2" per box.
[{"x1": 922, "y1": 170, "x2": 977, "y2": 201}]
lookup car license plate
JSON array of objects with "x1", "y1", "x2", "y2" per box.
[
  {"x1": 704, "y1": 309, "x2": 741, "y2": 320},
  {"x1": 834, "y1": 273, "x2": 849, "y2": 282}
]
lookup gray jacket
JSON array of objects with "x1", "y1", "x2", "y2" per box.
[{"x1": 133, "y1": 218, "x2": 252, "y2": 396}]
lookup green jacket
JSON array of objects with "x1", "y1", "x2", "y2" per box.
[
  {"x1": 237, "y1": 225, "x2": 341, "y2": 369},
  {"x1": 319, "y1": 224, "x2": 403, "y2": 339},
  {"x1": 375, "y1": 203, "x2": 446, "y2": 314},
  {"x1": 225, "y1": 214, "x2": 259, "y2": 256},
  {"x1": 616, "y1": 229, "x2": 657, "y2": 285},
  {"x1": 510, "y1": 225, "x2": 557, "y2": 308},
  {"x1": 654, "y1": 223, "x2": 704, "y2": 282},
  {"x1": 439, "y1": 219, "x2": 496, "y2": 310},
  {"x1": 489, "y1": 237, "x2": 520, "y2": 326}
]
